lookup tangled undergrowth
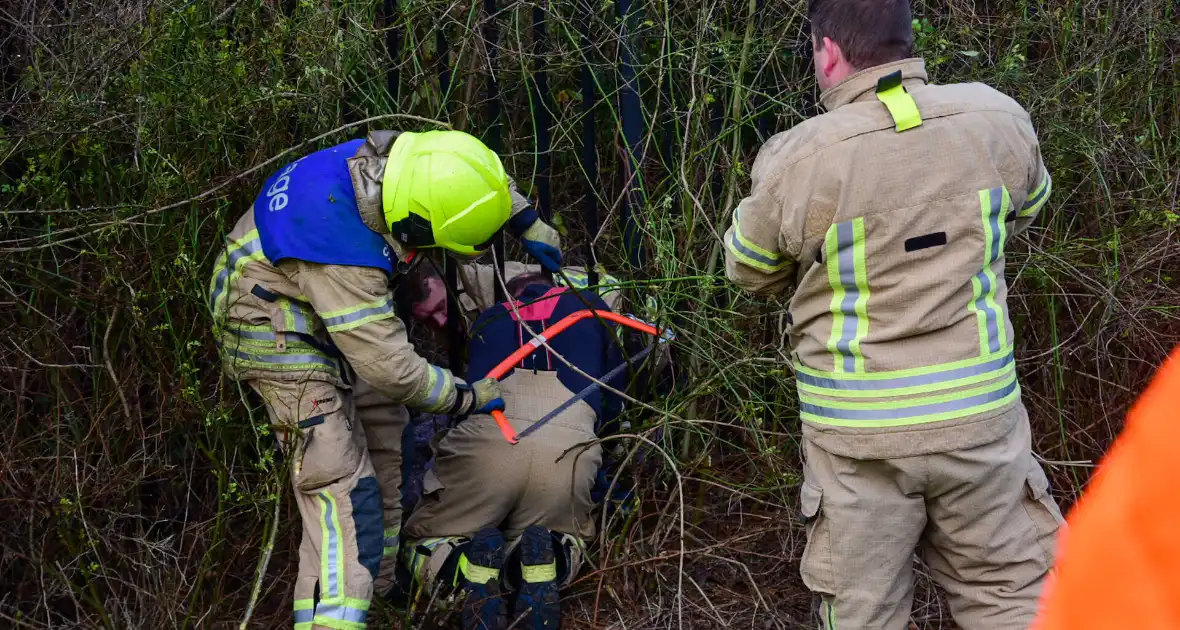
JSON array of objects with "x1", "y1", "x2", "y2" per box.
[{"x1": 2, "y1": 0, "x2": 1178, "y2": 628}]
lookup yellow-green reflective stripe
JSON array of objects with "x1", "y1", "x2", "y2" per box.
[
  {"x1": 824, "y1": 226, "x2": 846, "y2": 372},
  {"x1": 725, "y1": 207, "x2": 789, "y2": 273},
  {"x1": 318, "y1": 492, "x2": 345, "y2": 598},
  {"x1": 314, "y1": 598, "x2": 370, "y2": 625},
  {"x1": 225, "y1": 347, "x2": 335, "y2": 369},
  {"x1": 850, "y1": 219, "x2": 869, "y2": 373},
  {"x1": 321, "y1": 295, "x2": 395, "y2": 332},
  {"x1": 798, "y1": 358, "x2": 1015, "y2": 399},
  {"x1": 294, "y1": 598, "x2": 315, "y2": 625},
  {"x1": 414, "y1": 365, "x2": 452, "y2": 411},
  {"x1": 824, "y1": 219, "x2": 869, "y2": 373},
  {"x1": 295, "y1": 623, "x2": 313, "y2": 630},
  {"x1": 521, "y1": 562, "x2": 558, "y2": 583},
  {"x1": 969, "y1": 188, "x2": 1009, "y2": 355},
  {"x1": 1021, "y1": 172, "x2": 1051, "y2": 217},
  {"x1": 801, "y1": 380, "x2": 1019, "y2": 427},
  {"x1": 799, "y1": 369, "x2": 1016, "y2": 410},
  {"x1": 458, "y1": 554, "x2": 500, "y2": 584},
  {"x1": 383, "y1": 526, "x2": 400, "y2": 557},
  {"x1": 384, "y1": 526, "x2": 400, "y2": 548},
  {"x1": 875, "y1": 77, "x2": 922, "y2": 132},
  {"x1": 279, "y1": 298, "x2": 315, "y2": 334},
  {"x1": 802, "y1": 385, "x2": 1020, "y2": 428},
  {"x1": 796, "y1": 346, "x2": 1014, "y2": 380},
  {"x1": 309, "y1": 617, "x2": 366, "y2": 630},
  {"x1": 559, "y1": 269, "x2": 621, "y2": 288},
  {"x1": 209, "y1": 230, "x2": 265, "y2": 318}
]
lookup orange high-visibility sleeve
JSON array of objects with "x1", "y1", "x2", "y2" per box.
[{"x1": 1036, "y1": 347, "x2": 1180, "y2": 630}]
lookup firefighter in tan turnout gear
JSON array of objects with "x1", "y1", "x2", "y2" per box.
[
  {"x1": 208, "y1": 129, "x2": 563, "y2": 630},
  {"x1": 723, "y1": 1, "x2": 1063, "y2": 628}
]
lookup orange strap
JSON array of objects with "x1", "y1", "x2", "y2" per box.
[{"x1": 484, "y1": 309, "x2": 660, "y2": 444}]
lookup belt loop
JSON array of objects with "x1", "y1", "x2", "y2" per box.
[{"x1": 276, "y1": 331, "x2": 287, "y2": 353}]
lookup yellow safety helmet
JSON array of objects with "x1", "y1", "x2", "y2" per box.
[{"x1": 382, "y1": 130, "x2": 512, "y2": 256}]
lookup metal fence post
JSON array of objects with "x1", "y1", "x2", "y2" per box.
[
  {"x1": 532, "y1": 1, "x2": 553, "y2": 221},
  {"x1": 578, "y1": 0, "x2": 600, "y2": 286},
  {"x1": 434, "y1": 13, "x2": 466, "y2": 372},
  {"x1": 617, "y1": 0, "x2": 645, "y2": 269},
  {"x1": 483, "y1": 0, "x2": 507, "y2": 301},
  {"x1": 382, "y1": 0, "x2": 401, "y2": 104}
]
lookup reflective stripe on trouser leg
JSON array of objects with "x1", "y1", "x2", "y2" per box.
[
  {"x1": 383, "y1": 526, "x2": 400, "y2": 558},
  {"x1": 295, "y1": 598, "x2": 315, "y2": 630},
  {"x1": 824, "y1": 218, "x2": 869, "y2": 374},
  {"x1": 317, "y1": 492, "x2": 346, "y2": 599},
  {"x1": 969, "y1": 187, "x2": 1010, "y2": 355},
  {"x1": 313, "y1": 483, "x2": 379, "y2": 628},
  {"x1": 254, "y1": 379, "x2": 377, "y2": 629},
  {"x1": 821, "y1": 597, "x2": 836, "y2": 630}
]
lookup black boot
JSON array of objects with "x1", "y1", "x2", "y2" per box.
[
  {"x1": 511, "y1": 525, "x2": 561, "y2": 629},
  {"x1": 459, "y1": 528, "x2": 507, "y2": 630}
]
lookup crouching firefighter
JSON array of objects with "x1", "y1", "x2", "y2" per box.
[
  {"x1": 208, "y1": 129, "x2": 564, "y2": 629},
  {"x1": 400, "y1": 271, "x2": 653, "y2": 630}
]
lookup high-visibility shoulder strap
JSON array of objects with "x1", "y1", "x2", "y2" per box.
[{"x1": 875, "y1": 70, "x2": 922, "y2": 132}]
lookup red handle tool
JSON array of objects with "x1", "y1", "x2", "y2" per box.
[{"x1": 483, "y1": 309, "x2": 661, "y2": 444}]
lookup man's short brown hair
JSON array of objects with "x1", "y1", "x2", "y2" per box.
[{"x1": 809, "y1": 0, "x2": 913, "y2": 70}]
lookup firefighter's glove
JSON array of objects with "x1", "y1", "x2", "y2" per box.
[
  {"x1": 520, "y1": 220, "x2": 563, "y2": 273},
  {"x1": 451, "y1": 377, "x2": 505, "y2": 418}
]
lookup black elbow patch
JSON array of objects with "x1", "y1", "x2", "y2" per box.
[{"x1": 904, "y1": 232, "x2": 947, "y2": 253}]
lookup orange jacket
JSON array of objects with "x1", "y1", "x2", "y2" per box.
[{"x1": 1036, "y1": 347, "x2": 1180, "y2": 629}]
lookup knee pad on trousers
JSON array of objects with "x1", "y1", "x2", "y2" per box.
[
  {"x1": 553, "y1": 532, "x2": 585, "y2": 588},
  {"x1": 403, "y1": 536, "x2": 469, "y2": 595},
  {"x1": 350, "y1": 476, "x2": 384, "y2": 579}
]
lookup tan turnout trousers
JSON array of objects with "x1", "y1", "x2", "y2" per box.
[
  {"x1": 251, "y1": 376, "x2": 408, "y2": 630},
  {"x1": 401, "y1": 371, "x2": 599, "y2": 585},
  {"x1": 800, "y1": 407, "x2": 1063, "y2": 630}
]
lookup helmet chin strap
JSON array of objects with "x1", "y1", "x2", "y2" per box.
[{"x1": 381, "y1": 233, "x2": 422, "y2": 277}]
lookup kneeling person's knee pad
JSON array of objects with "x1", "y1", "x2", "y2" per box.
[
  {"x1": 553, "y1": 532, "x2": 585, "y2": 588},
  {"x1": 403, "y1": 536, "x2": 468, "y2": 593}
]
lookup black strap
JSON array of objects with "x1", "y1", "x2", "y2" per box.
[
  {"x1": 298, "y1": 415, "x2": 325, "y2": 429},
  {"x1": 251, "y1": 283, "x2": 282, "y2": 302},
  {"x1": 876, "y1": 69, "x2": 904, "y2": 93}
]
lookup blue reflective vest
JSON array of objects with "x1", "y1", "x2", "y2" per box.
[{"x1": 252, "y1": 139, "x2": 396, "y2": 274}]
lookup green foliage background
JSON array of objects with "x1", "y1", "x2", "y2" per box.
[{"x1": 2, "y1": 0, "x2": 1177, "y2": 627}]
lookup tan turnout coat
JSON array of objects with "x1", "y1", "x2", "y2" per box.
[{"x1": 724, "y1": 58, "x2": 1052, "y2": 459}]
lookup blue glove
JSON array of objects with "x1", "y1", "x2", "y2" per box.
[{"x1": 520, "y1": 220, "x2": 563, "y2": 273}]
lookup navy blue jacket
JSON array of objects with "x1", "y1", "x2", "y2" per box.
[{"x1": 465, "y1": 285, "x2": 628, "y2": 428}]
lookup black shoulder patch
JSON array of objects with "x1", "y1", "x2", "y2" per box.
[{"x1": 905, "y1": 232, "x2": 948, "y2": 253}]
